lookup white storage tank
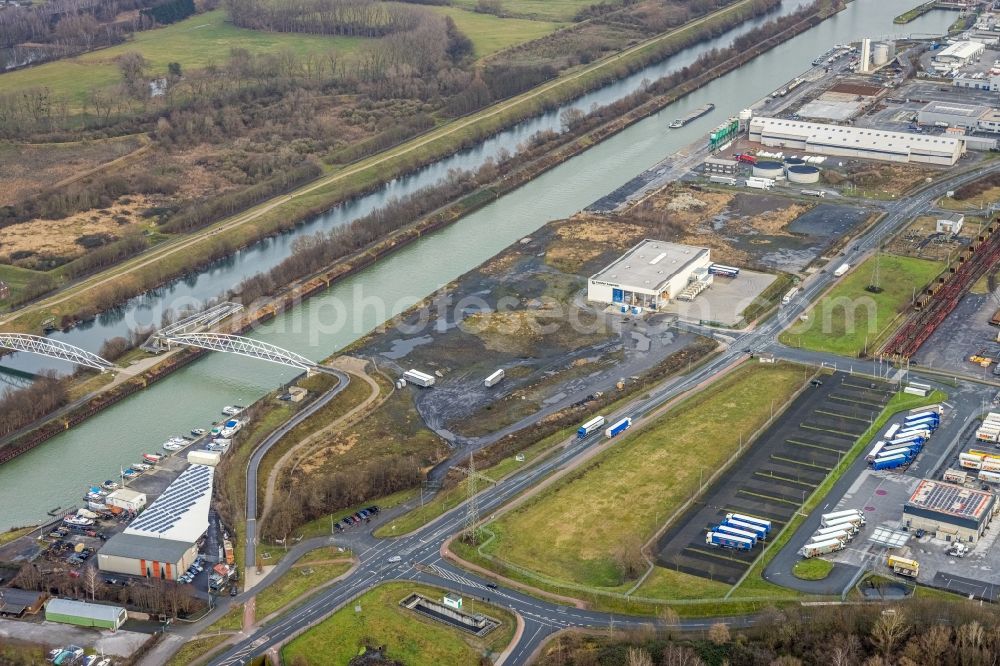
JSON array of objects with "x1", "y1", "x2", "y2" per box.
[
  {"x1": 752, "y1": 160, "x2": 784, "y2": 179},
  {"x1": 786, "y1": 164, "x2": 820, "y2": 184}
]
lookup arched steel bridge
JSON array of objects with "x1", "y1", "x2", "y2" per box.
[
  {"x1": 0, "y1": 334, "x2": 115, "y2": 372},
  {"x1": 160, "y1": 333, "x2": 317, "y2": 371}
]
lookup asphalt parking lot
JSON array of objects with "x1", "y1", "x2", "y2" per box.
[
  {"x1": 653, "y1": 372, "x2": 891, "y2": 584},
  {"x1": 664, "y1": 270, "x2": 776, "y2": 326}
]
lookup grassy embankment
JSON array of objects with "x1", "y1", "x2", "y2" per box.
[
  {"x1": 165, "y1": 635, "x2": 231, "y2": 666},
  {"x1": 253, "y1": 561, "x2": 354, "y2": 621},
  {"x1": 466, "y1": 363, "x2": 806, "y2": 592},
  {"x1": 730, "y1": 389, "x2": 947, "y2": 599},
  {"x1": 893, "y1": 1, "x2": 936, "y2": 24},
  {"x1": 281, "y1": 582, "x2": 516, "y2": 665},
  {"x1": 793, "y1": 558, "x2": 833, "y2": 580},
  {"x1": 0, "y1": 9, "x2": 557, "y2": 107},
  {"x1": 2, "y1": 0, "x2": 779, "y2": 333},
  {"x1": 778, "y1": 254, "x2": 944, "y2": 357}
]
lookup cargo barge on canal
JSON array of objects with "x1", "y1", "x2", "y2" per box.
[{"x1": 669, "y1": 103, "x2": 715, "y2": 128}]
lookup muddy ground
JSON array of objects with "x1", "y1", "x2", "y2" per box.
[
  {"x1": 623, "y1": 184, "x2": 872, "y2": 272},
  {"x1": 912, "y1": 282, "x2": 1000, "y2": 376},
  {"x1": 357, "y1": 220, "x2": 703, "y2": 444}
]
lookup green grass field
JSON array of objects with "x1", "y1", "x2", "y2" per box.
[
  {"x1": 280, "y1": 582, "x2": 516, "y2": 665},
  {"x1": 254, "y1": 561, "x2": 353, "y2": 621},
  {"x1": 793, "y1": 558, "x2": 833, "y2": 580},
  {"x1": 633, "y1": 566, "x2": 730, "y2": 600},
  {"x1": 451, "y1": 0, "x2": 599, "y2": 21},
  {"x1": 0, "y1": 264, "x2": 45, "y2": 305},
  {"x1": 0, "y1": 7, "x2": 566, "y2": 106},
  {"x1": 431, "y1": 6, "x2": 563, "y2": 57},
  {"x1": 0, "y1": 10, "x2": 362, "y2": 105},
  {"x1": 476, "y1": 363, "x2": 807, "y2": 589},
  {"x1": 165, "y1": 635, "x2": 230, "y2": 666},
  {"x1": 779, "y1": 254, "x2": 944, "y2": 357}
]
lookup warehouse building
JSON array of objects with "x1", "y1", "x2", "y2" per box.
[
  {"x1": 98, "y1": 464, "x2": 213, "y2": 580},
  {"x1": 917, "y1": 101, "x2": 990, "y2": 130},
  {"x1": 933, "y1": 40, "x2": 986, "y2": 69},
  {"x1": 902, "y1": 479, "x2": 996, "y2": 543},
  {"x1": 44, "y1": 598, "x2": 127, "y2": 632},
  {"x1": 749, "y1": 117, "x2": 963, "y2": 165},
  {"x1": 588, "y1": 240, "x2": 712, "y2": 309}
]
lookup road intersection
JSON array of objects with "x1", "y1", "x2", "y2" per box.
[{"x1": 150, "y1": 162, "x2": 1000, "y2": 665}]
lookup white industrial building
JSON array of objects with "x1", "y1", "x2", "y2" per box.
[
  {"x1": 749, "y1": 117, "x2": 963, "y2": 165},
  {"x1": 933, "y1": 41, "x2": 986, "y2": 69},
  {"x1": 917, "y1": 101, "x2": 990, "y2": 130},
  {"x1": 588, "y1": 240, "x2": 711, "y2": 309},
  {"x1": 937, "y1": 213, "x2": 965, "y2": 235},
  {"x1": 98, "y1": 464, "x2": 213, "y2": 580}
]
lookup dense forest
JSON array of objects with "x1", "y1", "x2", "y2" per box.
[{"x1": 535, "y1": 600, "x2": 1000, "y2": 666}]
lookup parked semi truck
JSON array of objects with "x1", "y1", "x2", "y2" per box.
[
  {"x1": 713, "y1": 524, "x2": 758, "y2": 545},
  {"x1": 577, "y1": 416, "x2": 606, "y2": 439},
  {"x1": 725, "y1": 513, "x2": 772, "y2": 534},
  {"x1": 888, "y1": 555, "x2": 919, "y2": 577},
  {"x1": 833, "y1": 263, "x2": 850, "y2": 277},
  {"x1": 484, "y1": 369, "x2": 505, "y2": 388},
  {"x1": 799, "y1": 538, "x2": 844, "y2": 558},
  {"x1": 810, "y1": 525, "x2": 854, "y2": 542},
  {"x1": 872, "y1": 452, "x2": 910, "y2": 471},
  {"x1": 403, "y1": 369, "x2": 435, "y2": 387},
  {"x1": 605, "y1": 417, "x2": 632, "y2": 438},
  {"x1": 706, "y1": 531, "x2": 754, "y2": 551},
  {"x1": 820, "y1": 511, "x2": 865, "y2": 529},
  {"x1": 725, "y1": 518, "x2": 767, "y2": 539},
  {"x1": 821, "y1": 509, "x2": 864, "y2": 524}
]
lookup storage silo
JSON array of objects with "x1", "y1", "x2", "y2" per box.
[
  {"x1": 752, "y1": 160, "x2": 784, "y2": 179},
  {"x1": 787, "y1": 164, "x2": 820, "y2": 184},
  {"x1": 784, "y1": 157, "x2": 805, "y2": 175}
]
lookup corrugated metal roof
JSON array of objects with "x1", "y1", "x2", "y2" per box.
[
  {"x1": 99, "y1": 531, "x2": 194, "y2": 563},
  {"x1": 45, "y1": 598, "x2": 125, "y2": 623},
  {"x1": 124, "y1": 464, "x2": 213, "y2": 543}
]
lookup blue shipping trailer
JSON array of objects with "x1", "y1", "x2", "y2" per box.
[
  {"x1": 725, "y1": 513, "x2": 772, "y2": 534},
  {"x1": 605, "y1": 417, "x2": 632, "y2": 439},
  {"x1": 872, "y1": 452, "x2": 908, "y2": 470},
  {"x1": 724, "y1": 518, "x2": 767, "y2": 539},
  {"x1": 706, "y1": 531, "x2": 753, "y2": 551},
  {"x1": 714, "y1": 524, "x2": 758, "y2": 545},
  {"x1": 577, "y1": 416, "x2": 606, "y2": 439}
]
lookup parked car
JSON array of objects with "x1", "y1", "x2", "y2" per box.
[{"x1": 387, "y1": 556, "x2": 402, "y2": 563}]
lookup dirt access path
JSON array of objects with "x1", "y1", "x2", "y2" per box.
[
  {"x1": 0, "y1": 0, "x2": 761, "y2": 330},
  {"x1": 258, "y1": 356, "x2": 385, "y2": 528}
]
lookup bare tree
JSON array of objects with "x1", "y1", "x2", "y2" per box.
[
  {"x1": 626, "y1": 647, "x2": 653, "y2": 666},
  {"x1": 708, "y1": 622, "x2": 731, "y2": 645},
  {"x1": 871, "y1": 610, "x2": 909, "y2": 658},
  {"x1": 83, "y1": 566, "x2": 101, "y2": 601},
  {"x1": 662, "y1": 644, "x2": 704, "y2": 666}
]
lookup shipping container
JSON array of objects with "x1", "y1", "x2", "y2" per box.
[
  {"x1": 605, "y1": 417, "x2": 632, "y2": 439},
  {"x1": 403, "y1": 369, "x2": 435, "y2": 387},
  {"x1": 577, "y1": 416, "x2": 606, "y2": 439},
  {"x1": 484, "y1": 369, "x2": 505, "y2": 388}
]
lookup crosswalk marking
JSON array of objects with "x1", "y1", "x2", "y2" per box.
[{"x1": 427, "y1": 563, "x2": 488, "y2": 590}]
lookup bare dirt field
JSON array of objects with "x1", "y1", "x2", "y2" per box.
[{"x1": 0, "y1": 196, "x2": 155, "y2": 268}]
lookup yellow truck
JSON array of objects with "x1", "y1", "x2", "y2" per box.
[{"x1": 887, "y1": 555, "x2": 919, "y2": 577}]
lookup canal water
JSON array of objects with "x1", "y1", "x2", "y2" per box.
[{"x1": 1, "y1": 1, "x2": 954, "y2": 530}]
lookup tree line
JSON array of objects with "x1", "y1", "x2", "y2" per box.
[
  {"x1": 535, "y1": 598, "x2": 1000, "y2": 666},
  {"x1": 225, "y1": 0, "x2": 425, "y2": 37},
  {"x1": 0, "y1": 372, "x2": 69, "y2": 439},
  {"x1": 263, "y1": 455, "x2": 422, "y2": 539}
]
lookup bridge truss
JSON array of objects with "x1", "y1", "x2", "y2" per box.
[
  {"x1": 0, "y1": 333, "x2": 115, "y2": 372},
  {"x1": 161, "y1": 333, "x2": 316, "y2": 371}
]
